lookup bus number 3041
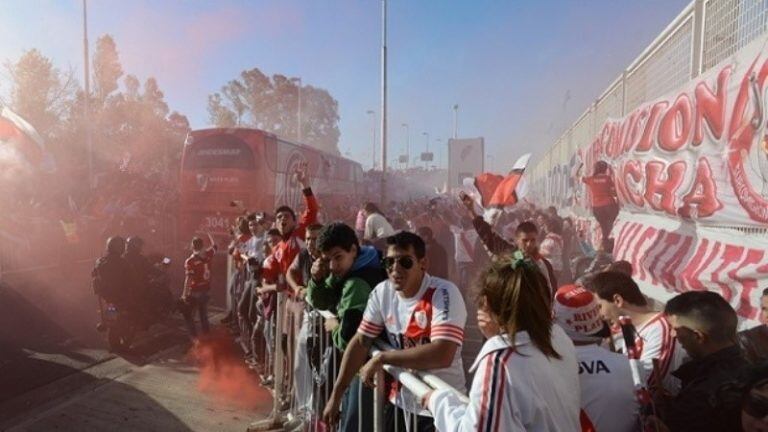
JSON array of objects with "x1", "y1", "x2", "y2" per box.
[{"x1": 203, "y1": 216, "x2": 231, "y2": 231}]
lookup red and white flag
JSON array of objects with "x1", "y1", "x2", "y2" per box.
[
  {"x1": 466, "y1": 153, "x2": 531, "y2": 210},
  {"x1": 0, "y1": 106, "x2": 53, "y2": 171}
]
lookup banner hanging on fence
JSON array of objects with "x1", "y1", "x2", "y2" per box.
[
  {"x1": 576, "y1": 37, "x2": 768, "y2": 228},
  {"x1": 612, "y1": 215, "x2": 767, "y2": 321}
]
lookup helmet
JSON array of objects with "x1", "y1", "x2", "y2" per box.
[
  {"x1": 126, "y1": 236, "x2": 144, "y2": 254},
  {"x1": 106, "y1": 236, "x2": 126, "y2": 256}
]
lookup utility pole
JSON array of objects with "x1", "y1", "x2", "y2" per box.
[
  {"x1": 83, "y1": 0, "x2": 92, "y2": 188},
  {"x1": 380, "y1": 0, "x2": 388, "y2": 205},
  {"x1": 401, "y1": 123, "x2": 409, "y2": 169},
  {"x1": 367, "y1": 110, "x2": 377, "y2": 169},
  {"x1": 453, "y1": 104, "x2": 459, "y2": 139}
]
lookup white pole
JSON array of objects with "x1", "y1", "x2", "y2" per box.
[
  {"x1": 83, "y1": 0, "x2": 92, "y2": 188},
  {"x1": 402, "y1": 123, "x2": 409, "y2": 170},
  {"x1": 368, "y1": 110, "x2": 377, "y2": 169},
  {"x1": 380, "y1": 0, "x2": 388, "y2": 204},
  {"x1": 453, "y1": 104, "x2": 458, "y2": 139}
]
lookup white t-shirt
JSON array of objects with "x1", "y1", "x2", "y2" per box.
[
  {"x1": 576, "y1": 344, "x2": 639, "y2": 432},
  {"x1": 612, "y1": 313, "x2": 688, "y2": 394},
  {"x1": 243, "y1": 233, "x2": 265, "y2": 261},
  {"x1": 364, "y1": 213, "x2": 395, "y2": 241},
  {"x1": 358, "y1": 274, "x2": 467, "y2": 416},
  {"x1": 449, "y1": 225, "x2": 479, "y2": 263},
  {"x1": 428, "y1": 325, "x2": 581, "y2": 432}
]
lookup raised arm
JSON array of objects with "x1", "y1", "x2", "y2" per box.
[
  {"x1": 458, "y1": 192, "x2": 513, "y2": 256},
  {"x1": 296, "y1": 162, "x2": 318, "y2": 229}
]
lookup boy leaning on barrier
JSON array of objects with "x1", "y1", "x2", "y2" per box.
[
  {"x1": 323, "y1": 231, "x2": 468, "y2": 432},
  {"x1": 306, "y1": 222, "x2": 386, "y2": 432}
]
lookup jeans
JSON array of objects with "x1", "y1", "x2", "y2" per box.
[
  {"x1": 340, "y1": 376, "x2": 373, "y2": 432},
  {"x1": 183, "y1": 291, "x2": 210, "y2": 337},
  {"x1": 384, "y1": 402, "x2": 436, "y2": 432}
]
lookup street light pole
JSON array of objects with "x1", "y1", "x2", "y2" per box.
[
  {"x1": 401, "y1": 123, "x2": 409, "y2": 169},
  {"x1": 367, "y1": 110, "x2": 377, "y2": 169},
  {"x1": 452, "y1": 104, "x2": 459, "y2": 139},
  {"x1": 83, "y1": 0, "x2": 92, "y2": 188},
  {"x1": 380, "y1": 0, "x2": 388, "y2": 204}
]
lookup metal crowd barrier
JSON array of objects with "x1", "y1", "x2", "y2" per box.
[{"x1": 241, "y1": 273, "x2": 472, "y2": 432}]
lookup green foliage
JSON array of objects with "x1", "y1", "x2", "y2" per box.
[
  {"x1": 3, "y1": 38, "x2": 190, "y2": 184},
  {"x1": 208, "y1": 67, "x2": 340, "y2": 155}
]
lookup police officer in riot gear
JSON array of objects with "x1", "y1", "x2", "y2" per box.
[{"x1": 92, "y1": 236, "x2": 134, "y2": 311}]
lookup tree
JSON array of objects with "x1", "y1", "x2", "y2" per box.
[
  {"x1": 207, "y1": 93, "x2": 236, "y2": 127},
  {"x1": 4, "y1": 49, "x2": 76, "y2": 141},
  {"x1": 93, "y1": 34, "x2": 123, "y2": 101},
  {"x1": 208, "y1": 67, "x2": 341, "y2": 154}
]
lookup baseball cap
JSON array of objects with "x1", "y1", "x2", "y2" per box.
[{"x1": 553, "y1": 284, "x2": 610, "y2": 342}]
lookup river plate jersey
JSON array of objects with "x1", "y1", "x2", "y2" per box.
[{"x1": 358, "y1": 274, "x2": 467, "y2": 416}]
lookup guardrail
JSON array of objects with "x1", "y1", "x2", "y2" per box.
[{"x1": 248, "y1": 293, "x2": 469, "y2": 432}]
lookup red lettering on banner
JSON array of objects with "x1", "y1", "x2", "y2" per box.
[
  {"x1": 693, "y1": 67, "x2": 731, "y2": 145},
  {"x1": 635, "y1": 101, "x2": 668, "y2": 152},
  {"x1": 729, "y1": 249, "x2": 764, "y2": 318},
  {"x1": 709, "y1": 245, "x2": 746, "y2": 302},
  {"x1": 621, "y1": 111, "x2": 641, "y2": 154},
  {"x1": 646, "y1": 230, "x2": 672, "y2": 285},
  {"x1": 692, "y1": 242, "x2": 723, "y2": 291},
  {"x1": 678, "y1": 239, "x2": 711, "y2": 292},
  {"x1": 658, "y1": 94, "x2": 693, "y2": 152},
  {"x1": 660, "y1": 234, "x2": 693, "y2": 291},
  {"x1": 626, "y1": 109, "x2": 647, "y2": 153},
  {"x1": 632, "y1": 227, "x2": 658, "y2": 282},
  {"x1": 619, "y1": 160, "x2": 645, "y2": 207},
  {"x1": 615, "y1": 222, "x2": 642, "y2": 261},
  {"x1": 678, "y1": 158, "x2": 722, "y2": 218},
  {"x1": 644, "y1": 161, "x2": 686, "y2": 215}
]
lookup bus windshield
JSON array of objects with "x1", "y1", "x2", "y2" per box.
[{"x1": 183, "y1": 134, "x2": 256, "y2": 170}]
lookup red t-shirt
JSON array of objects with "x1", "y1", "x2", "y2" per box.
[
  {"x1": 185, "y1": 247, "x2": 216, "y2": 291},
  {"x1": 582, "y1": 174, "x2": 617, "y2": 208},
  {"x1": 260, "y1": 254, "x2": 280, "y2": 319},
  {"x1": 273, "y1": 190, "x2": 318, "y2": 276}
]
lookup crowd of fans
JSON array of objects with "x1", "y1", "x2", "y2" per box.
[
  {"x1": 0, "y1": 167, "x2": 178, "y2": 276},
  {"x1": 177, "y1": 164, "x2": 768, "y2": 432}
]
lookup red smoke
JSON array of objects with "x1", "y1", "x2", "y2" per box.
[{"x1": 188, "y1": 328, "x2": 271, "y2": 410}]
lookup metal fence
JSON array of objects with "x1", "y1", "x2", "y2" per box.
[
  {"x1": 247, "y1": 293, "x2": 468, "y2": 432},
  {"x1": 528, "y1": 0, "x2": 768, "y2": 218}
]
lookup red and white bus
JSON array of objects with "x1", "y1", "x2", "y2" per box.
[{"x1": 179, "y1": 128, "x2": 364, "y2": 246}]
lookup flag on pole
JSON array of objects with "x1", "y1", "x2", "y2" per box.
[
  {"x1": 0, "y1": 106, "x2": 54, "y2": 171},
  {"x1": 486, "y1": 153, "x2": 531, "y2": 208}
]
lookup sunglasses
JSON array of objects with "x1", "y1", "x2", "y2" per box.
[{"x1": 382, "y1": 256, "x2": 415, "y2": 271}]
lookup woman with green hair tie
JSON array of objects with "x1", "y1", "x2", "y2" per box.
[{"x1": 423, "y1": 251, "x2": 581, "y2": 431}]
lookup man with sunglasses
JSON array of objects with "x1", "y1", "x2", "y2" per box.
[{"x1": 322, "y1": 231, "x2": 467, "y2": 432}]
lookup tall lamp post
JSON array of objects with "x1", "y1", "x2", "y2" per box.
[
  {"x1": 421, "y1": 132, "x2": 429, "y2": 169},
  {"x1": 452, "y1": 104, "x2": 459, "y2": 139},
  {"x1": 401, "y1": 123, "x2": 409, "y2": 169},
  {"x1": 83, "y1": 0, "x2": 92, "y2": 188},
  {"x1": 366, "y1": 110, "x2": 377, "y2": 169},
  {"x1": 290, "y1": 77, "x2": 302, "y2": 142},
  {"x1": 379, "y1": 0, "x2": 388, "y2": 204}
]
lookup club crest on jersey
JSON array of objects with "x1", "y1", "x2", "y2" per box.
[{"x1": 414, "y1": 310, "x2": 428, "y2": 329}]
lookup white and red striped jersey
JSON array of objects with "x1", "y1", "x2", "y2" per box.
[
  {"x1": 428, "y1": 325, "x2": 581, "y2": 432},
  {"x1": 613, "y1": 312, "x2": 688, "y2": 394},
  {"x1": 358, "y1": 274, "x2": 467, "y2": 416}
]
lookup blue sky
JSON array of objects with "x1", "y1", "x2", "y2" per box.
[{"x1": 0, "y1": 0, "x2": 689, "y2": 170}]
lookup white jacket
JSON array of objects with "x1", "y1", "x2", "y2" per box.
[{"x1": 428, "y1": 325, "x2": 581, "y2": 432}]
